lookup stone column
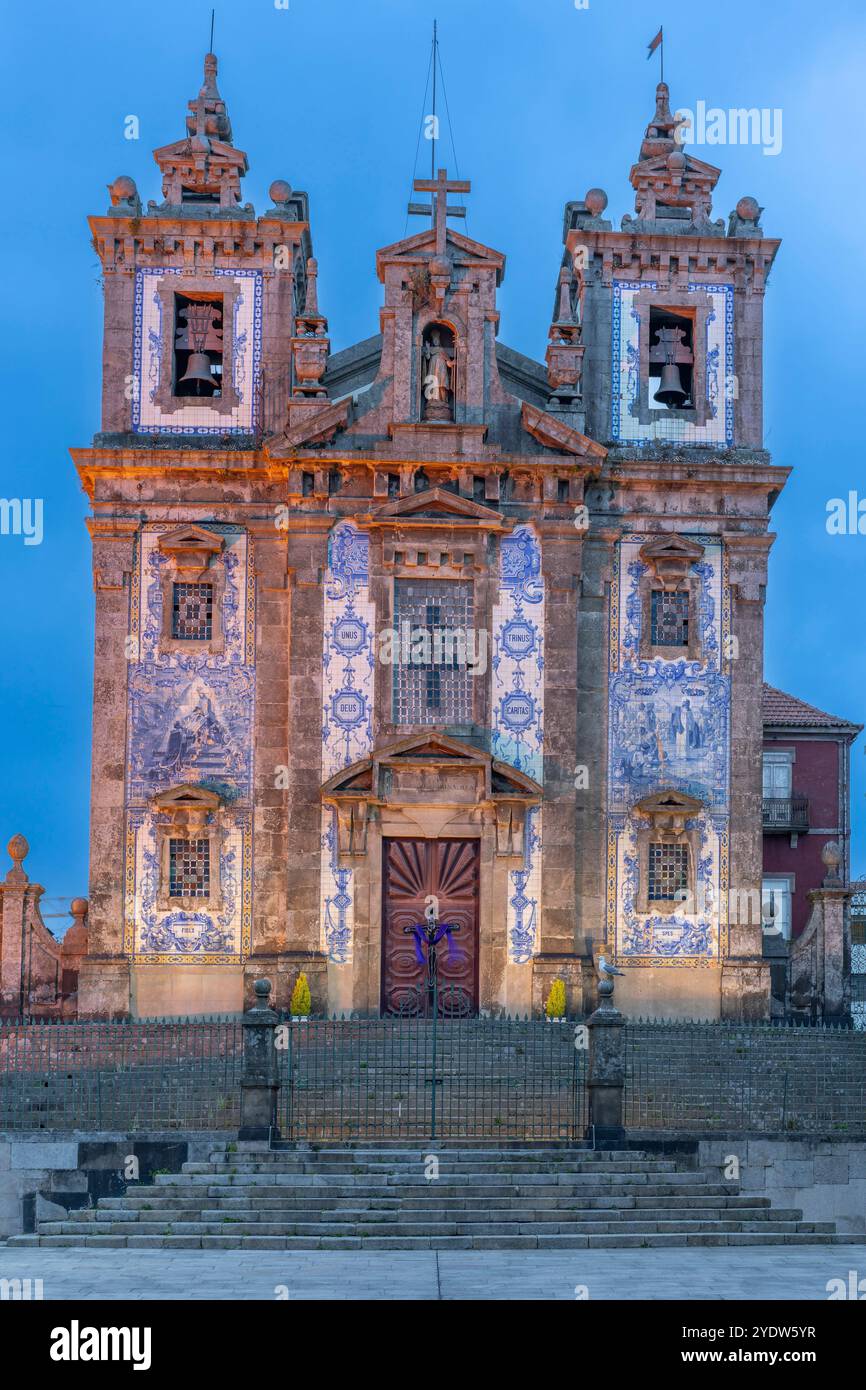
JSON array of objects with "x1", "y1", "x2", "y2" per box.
[
  {"x1": 239, "y1": 978, "x2": 281, "y2": 1141},
  {"x1": 721, "y1": 534, "x2": 773, "y2": 1020},
  {"x1": 0, "y1": 836, "x2": 30, "y2": 1016},
  {"x1": 586, "y1": 977, "x2": 625, "y2": 1144}
]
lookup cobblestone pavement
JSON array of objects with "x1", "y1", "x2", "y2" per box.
[{"x1": 1, "y1": 1244, "x2": 864, "y2": 1300}]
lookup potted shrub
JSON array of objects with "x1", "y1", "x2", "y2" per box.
[
  {"x1": 545, "y1": 979, "x2": 566, "y2": 1022},
  {"x1": 290, "y1": 972, "x2": 311, "y2": 1020}
]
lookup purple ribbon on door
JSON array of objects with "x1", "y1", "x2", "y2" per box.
[{"x1": 410, "y1": 922, "x2": 462, "y2": 965}]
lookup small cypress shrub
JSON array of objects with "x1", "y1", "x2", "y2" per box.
[
  {"x1": 545, "y1": 979, "x2": 566, "y2": 1019},
  {"x1": 290, "y1": 972, "x2": 311, "y2": 1017}
]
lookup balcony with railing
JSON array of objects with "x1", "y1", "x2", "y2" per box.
[{"x1": 762, "y1": 793, "x2": 809, "y2": 833}]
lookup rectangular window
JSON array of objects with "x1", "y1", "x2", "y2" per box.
[
  {"x1": 173, "y1": 294, "x2": 223, "y2": 397},
  {"x1": 169, "y1": 838, "x2": 210, "y2": 898},
  {"x1": 392, "y1": 579, "x2": 474, "y2": 726},
  {"x1": 762, "y1": 752, "x2": 793, "y2": 799},
  {"x1": 650, "y1": 589, "x2": 689, "y2": 647},
  {"x1": 172, "y1": 583, "x2": 213, "y2": 641},
  {"x1": 648, "y1": 842, "x2": 689, "y2": 902},
  {"x1": 761, "y1": 877, "x2": 792, "y2": 939}
]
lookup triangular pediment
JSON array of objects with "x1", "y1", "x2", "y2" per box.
[
  {"x1": 153, "y1": 137, "x2": 246, "y2": 171},
  {"x1": 376, "y1": 226, "x2": 505, "y2": 278},
  {"x1": 152, "y1": 783, "x2": 222, "y2": 811},
  {"x1": 370, "y1": 487, "x2": 502, "y2": 523},
  {"x1": 634, "y1": 788, "x2": 704, "y2": 818},
  {"x1": 631, "y1": 150, "x2": 721, "y2": 185}
]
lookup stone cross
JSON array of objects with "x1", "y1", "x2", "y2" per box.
[{"x1": 408, "y1": 167, "x2": 470, "y2": 257}]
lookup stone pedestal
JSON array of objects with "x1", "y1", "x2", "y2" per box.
[
  {"x1": 239, "y1": 978, "x2": 281, "y2": 1141},
  {"x1": 586, "y1": 985, "x2": 625, "y2": 1144}
]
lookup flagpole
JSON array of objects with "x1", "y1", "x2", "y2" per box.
[{"x1": 660, "y1": 28, "x2": 664, "y2": 84}]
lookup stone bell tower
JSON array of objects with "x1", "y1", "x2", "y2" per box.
[
  {"x1": 77, "y1": 52, "x2": 316, "y2": 1017},
  {"x1": 557, "y1": 81, "x2": 787, "y2": 1019}
]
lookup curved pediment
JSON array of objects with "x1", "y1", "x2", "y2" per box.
[{"x1": 321, "y1": 732, "x2": 542, "y2": 800}]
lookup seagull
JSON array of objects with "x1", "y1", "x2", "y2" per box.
[{"x1": 598, "y1": 955, "x2": 624, "y2": 978}]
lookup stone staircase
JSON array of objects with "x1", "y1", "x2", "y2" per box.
[{"x1": 7, "y1": 1144, "x2": 849, "y2": 1250}]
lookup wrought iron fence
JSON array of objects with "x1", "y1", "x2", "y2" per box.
[
  {"x1": 624, "y1": 1020, "x2": 866, "y2": 1133},
  {"x1": 277, "y1": 994, "x2": 587, "y2": 1141},
  {"x1": 0, "y1": 1018, "x2": 244, "y2": 1131}
]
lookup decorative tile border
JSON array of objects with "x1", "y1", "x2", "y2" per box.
[
  {"x1": 611, "y1": 281, "x2": 734, "y2": 446},
  {"x1": 132, "y1": 267, "x2": 262, "y2": 434}
]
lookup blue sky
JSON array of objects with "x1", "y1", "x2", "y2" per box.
[{"x1": 1, "y1": 0, "x2": 865, "y2": 915}]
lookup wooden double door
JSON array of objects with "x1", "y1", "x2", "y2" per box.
[{"x1": 381, "y1": 838, "x2": 480, "y2": 1015}]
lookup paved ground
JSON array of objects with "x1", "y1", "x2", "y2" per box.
[{"x1": 1, "y1": 1244, "x2": 864, "y2": 1299}]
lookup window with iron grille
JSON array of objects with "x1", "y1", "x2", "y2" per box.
[
  {"x1": 172, "y1": 583, "x2": 213, "y2": 641},
  {"x1": 650, "y1": 589, "x2": 689, "y2": 647},
  {"x1": 392, "y1": 579, "x2": 474, "y2": 725},
  {"x1": 648, "y1": 842, "x2": 689, "y2": 902},
  {"x1": 169, "y1": 838, "x2": 210, "y2": 898}
]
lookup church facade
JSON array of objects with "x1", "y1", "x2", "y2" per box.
[{"x1": 77, "y1": 54, "x2": 785, "y2": 1021}]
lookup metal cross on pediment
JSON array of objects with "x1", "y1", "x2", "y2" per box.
[{"x1": 408, "y1": 167, "x2": 470, "y2": 256}]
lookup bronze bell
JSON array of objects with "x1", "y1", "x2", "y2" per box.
[
  {"x1": 178, "y1": 352, "x2": 216, "y2": 392},
  {"x1": 654, "y1": 363, "x2": 688, "y2": 409}
]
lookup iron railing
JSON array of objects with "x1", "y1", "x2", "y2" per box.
[
  {"x1": 624, "y1": 1020, "x2": 866, "y2": 1133},
  {"x1": 762, "y1": 794, "x2": 809, "y2": 832},
  {"x1": 0, "y1": 1018, "x2": 243, "y2": 1131}
]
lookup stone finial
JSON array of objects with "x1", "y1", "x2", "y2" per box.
[
  {"x1": 70, "y1": 897, "x2": 89, "y2": 926},
  {"x1": 6, "y1": 833, "x2": 29, "y2": 884},
  {"x1": 303, "y1": 258, "x2": 320, "y2": 317},
  {"x1": 624, "y1": 81, "x2": 721, "y2": 232},
  {"x1": 186, "y1": 52, "x2": 234, "y2": 148},
  {"x1": 584, "y1": 188, "x2": 608, "y2": 218},
  {"x1": 821, "y1": 840, "x2": 843, "y2": 885},
  {"x1": 153, "y1": 52, "x2": 248, "y2": 211},
  {"x1": 269, "y1": 179, "x2": 292, "y2": 207},
  {"x1": 107, "y1": 175, "x2": 141, "y2": 216},
  {"x1": 727, "y1": 195, "x2": 764, "y2": 237}
]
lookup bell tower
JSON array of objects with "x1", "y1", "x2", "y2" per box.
[
  {"x1": 554, "y1": 80, "x2": 788, "y2": 1021},
  {"x1": 77, "y1": 52, "x2": 316, "y2": 1017}
]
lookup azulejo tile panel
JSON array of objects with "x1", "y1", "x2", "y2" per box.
[
  {"x1": 606, "y1": 535, "x2": 731, "y2": 966},
  {"x1": 123, "y1": 524, "x2": 254, "y2": 965},
  {"x1": 610, "y1": 280, "x2": 734, "y2": 446},
  {"x1": 492, "y1": 526, "x2": 545, "y2": 963},
  {"x1": 132, "y1": 267, "x2": 262, "y2": 434},
  {"x1": 319, "y1": 524, "x2": 375, "y2": 964}
]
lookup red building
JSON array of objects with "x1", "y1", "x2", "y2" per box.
[{"x1": 762, "y1": 683, "x2": 861, "y2": 943}]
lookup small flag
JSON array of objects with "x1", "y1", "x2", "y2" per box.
[{"x1": 647, "y1": 27, "x2": 663, "y2": 58}]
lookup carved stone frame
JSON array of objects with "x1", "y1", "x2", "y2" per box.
[
  {"x1": 633, "y1": 789, "x2": 704, "y2": 916},
  {"x1": 629, "y1": 286, "x2": 713, "y2": 429},
  {"x1": 157, "y1": 526, "x2": 227, "y2": 658},
  {"x1": 153, "y1": 274, "x2": 242, "y2": 417},
  {"x1": 152, "y1": 786, "x2": 226, "y2": 915},
  {"x1": 638, "y1": 535, "x2": 705, "y2": 664}
]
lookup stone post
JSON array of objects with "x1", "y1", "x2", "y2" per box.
[
  {"x1": 0, "y1": 835, "x2": 30, "y2": 1016},
  {"x1": 239, "y1": 978, "x2": 281, "y2": 1141},
  {"x1": 586, "y1": 976, "x2": 625, "y2": 1144}
]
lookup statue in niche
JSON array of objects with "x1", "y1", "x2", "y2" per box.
[{"x1": 421, "y1": 324, "x2": 455, "y2": 421}]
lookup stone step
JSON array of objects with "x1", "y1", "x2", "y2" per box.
[
  {"x1": 37, "y1": 1218, "x2": 833, "y2": 1238},
  {"x1": 184, "y1": 1159, "x2": 683, "y2": 1176},
  {"x1": 9, "y1": 1231, "x2": 851, "y2": 1251},
  {"x1": 153, "y1": 1169, "x2": 725, "y2": 1188},
  {"x1": 51, "y1": 1203, "x2": 806, "y2": 1229},
  {"x1": 100, "y1": 1191, "x2": 772, "y2": 1212}
]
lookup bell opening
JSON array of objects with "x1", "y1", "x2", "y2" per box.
[
  {"x1": 649, "y1": 306, "x2": 695, "y2": 411},
  {"x1": 173, "y1": 293, "x2": 224, "y2": 398}
]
